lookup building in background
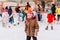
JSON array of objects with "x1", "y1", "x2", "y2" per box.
[{"x1": 0, "y1": 0, "x2": 59, "y2": 7}]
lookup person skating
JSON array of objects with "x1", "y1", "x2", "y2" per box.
[
  {"x1": 19, "y1": 9, "x2": 25, "y2": 21},
  {"x1": 25, "y1": 7, "x2": 39, "y2": 40},
  {"x1": 36, "y1": 4, "x2": 42, "y2": 21},
  {"x1": 10, "y1": 6, "x2": 20, "y2": 26},
  {"x1": 41, "y1": 0, "x2": 45, "y2": 12},
  {"x1": 8, "y1": 6, "x2": 14, "y2": 24},
  {"x1": 45, "y1": 10, "x2": 56, "y2": 30},
  {"x1": 51, "y1": 4, "x2": 56, "y2": 16},
  {"x1": 56, "y1": 6, "x2": 60, "y2": 24},
  {"x1": 2, "y1": 7, "x2": 10, "y2": 27}
]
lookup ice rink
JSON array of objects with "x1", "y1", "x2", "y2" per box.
[{"x1": 0, "y1": 13, "x2": 60, "y2": 40}]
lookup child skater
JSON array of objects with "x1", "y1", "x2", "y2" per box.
[
  {"x1": 2, "y1": 9, "x2": 10, "y2": 27},
  {"x1": 45, "y1": 10, "x2": 56, "y2": 30}
]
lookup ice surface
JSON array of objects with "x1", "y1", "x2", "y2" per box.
[{"x1": 0, "y1": 13, "x2": 60, "y2": 40}]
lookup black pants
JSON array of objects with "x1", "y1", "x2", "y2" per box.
[
  {"x1": 9, "y1": 17, "x2": 14, "y2": 23},
  {"x1": 26, "y1": 36, "x2": 37, "y2": 40},
  {"x1": 57, "y1": 15, "x2": 60, "y2": 21},
  {"x1": 0, "y1": 14, "x2": 2, "y2": 17},
  {"x1": 38, "y1": 14, "x2": 42, "y2": 21}
]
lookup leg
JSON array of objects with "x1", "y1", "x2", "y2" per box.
[
  {"x1": 57, "y1": 15, "x2": 60, "y2": 24},
  {"x1": 45, "y1": 23, "x2": 49, "y2": 30},
  {"x1": 50, "y1": 23, "x2": 53, "y2": 30},
  {"x1": 0, "y1": 14, "x2": 2, "y2": 17},
  {"x1": 57, "y1": 15, "x2": 59, "y2": 21},
  {"x1": 32, "y1": 36, "x2": 37, "y2": 40},
  {"x1": 26, "y1": 36, "x2": 31, "y2": 40},
  {"x1": 22, "y1": 16, "x2": 24, "y2": 21},
  {"x1": 38, "y1": 14, "x2": 40, "y2": 21},
  {"x1": 9, "y1": 17, "x2": 12, "y2": 23},
  {"x1": 9, "y1": 18, "x2": 11, "y2": 23},
  {"x1": 45, "y1": 26, "x2": 48, "y2": 30},
  {"x1": 7, "y1": 19, "x2": 10, "y2": 28},
  {"x1": 11, "y1": 17, "x2": 14, "y2": 24}
]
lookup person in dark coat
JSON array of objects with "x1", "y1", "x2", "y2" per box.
[
  {"x1": 51, "y1": 4, "x2": 56, "y2": 16},
  {"x1": 37, "y1": 4, "x2": 42, "y2": 21},
  {"x1": 41, "y1": 1, "x2": 45, "y2": 11},
  {"x1": 8, "y1": 6, "x2": 14, "y2": 23}
]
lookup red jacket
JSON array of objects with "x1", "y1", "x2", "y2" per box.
[{"x1": 47, "y1": 13, "x2": 56, "y2": 23}]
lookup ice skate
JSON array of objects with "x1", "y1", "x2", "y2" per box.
[
  {"x1": 45, "y1": 26, "x2": 48, "y2": 30},
  {"x1": 51, "y1": 26, "x2": 53, "y2": 30},
  {"x1": 14, "y1": 24, "x2": 16, "y2": 26},
  {"x1": 17, "y1": 22, "x2": 19, "y2": 25}
]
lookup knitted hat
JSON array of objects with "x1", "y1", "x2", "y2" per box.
[{"x1": 48, "y1": 10, "x2": 52, "y2": 13}]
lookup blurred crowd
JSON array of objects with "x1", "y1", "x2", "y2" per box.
[
  {"x1": 0, "y1": 1, "x2": 60, "y2": 29},
  {"x1": 0, "y1": 1, "x2": 60, "y2": 40}
]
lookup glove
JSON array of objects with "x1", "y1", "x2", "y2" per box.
[{"x1": 34, "y1": 29, "x2": 39, "y2": 37}]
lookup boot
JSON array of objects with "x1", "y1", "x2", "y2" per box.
[
  {"x1": 8, "y1": 26, "x2": 11, "y2": 28},
  {"x1": 51, "y1": 26, "x2": 53, "y2": 30},
  {"x1": 3, "y1": 23, "x2": 5, "y2": 27},
  {"x1": 14, "y1": 24, "x2": 16, "y2": 26},
  {"x1": 45, "y1": 26, "x2": 48, "y2": 30},
  {"x1": 18, "y1": 22, "x2": 19, "y2": 25}
]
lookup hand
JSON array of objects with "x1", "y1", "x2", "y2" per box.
[{"x1": 34, "y1": 29, "x2": 39, "y2": 37}]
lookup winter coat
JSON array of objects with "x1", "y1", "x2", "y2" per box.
[
  {"x1": 51, "y1": 5, "x2": 56, "y2": 14},
  {"x1": 8, "y1": 8, "x2": 12, "y2": 16},
  {"x1": 25, "y1": 19, "x2": 39, "y2": 36},
  {"x1": 47, "y1": 13, "x2": 56, "y2": 23},
  {"x1": 56, "y1": 7, "x2": 60, "y2": 15}
]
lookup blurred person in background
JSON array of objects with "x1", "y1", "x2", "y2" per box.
[
  {"x1": 56, "y1": 6, "x2": 60, "y2": 23},
  {"x1": 41, "y1": 0, "x2": 45, "y2": 12},
  {"x1": 13, "y1": 6, "x2": 21, "y2": 26},
  {"x1": 45, "y1": 10, "x2": 56, "y2": 30},
  {"x1": 19, "y1": 9, "x2": 25, "y2": 21},
  {"x1": 51, "y1": 4, "x2": 56, "y2": 16},
  {"x1": 36, "y1": 4, "x2": 42, "y2": 21},
  {"x1": 2, "y1": 7, "x2": 10, "y2": 27},
  {"x1": 8, "y1": 6, "x2": 14, "y2": 24}
]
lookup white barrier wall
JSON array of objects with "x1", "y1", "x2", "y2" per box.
[
  {"x1": 0, "y1": 0, "x2": 7, "y2": 2},
  {"x1": 3, "y1": 2, "x2": 17, "y2": 7}
]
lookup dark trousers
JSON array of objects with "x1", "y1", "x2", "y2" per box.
[
  {"x1": 0, "y1": 14, "x2": 2, "y2": 17},
  {"x1": 26, "y1": 36, "x2": 37, "y2": 40},
  {"x1": 38, "y1": 14, "x2": 42, "y2": 21},
  {"x1": 57, "y1": 15, "x2": 60, "y2": 21},
  {"x1": 9, "y1": 17, "x2": 14, "y2": 23}
]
